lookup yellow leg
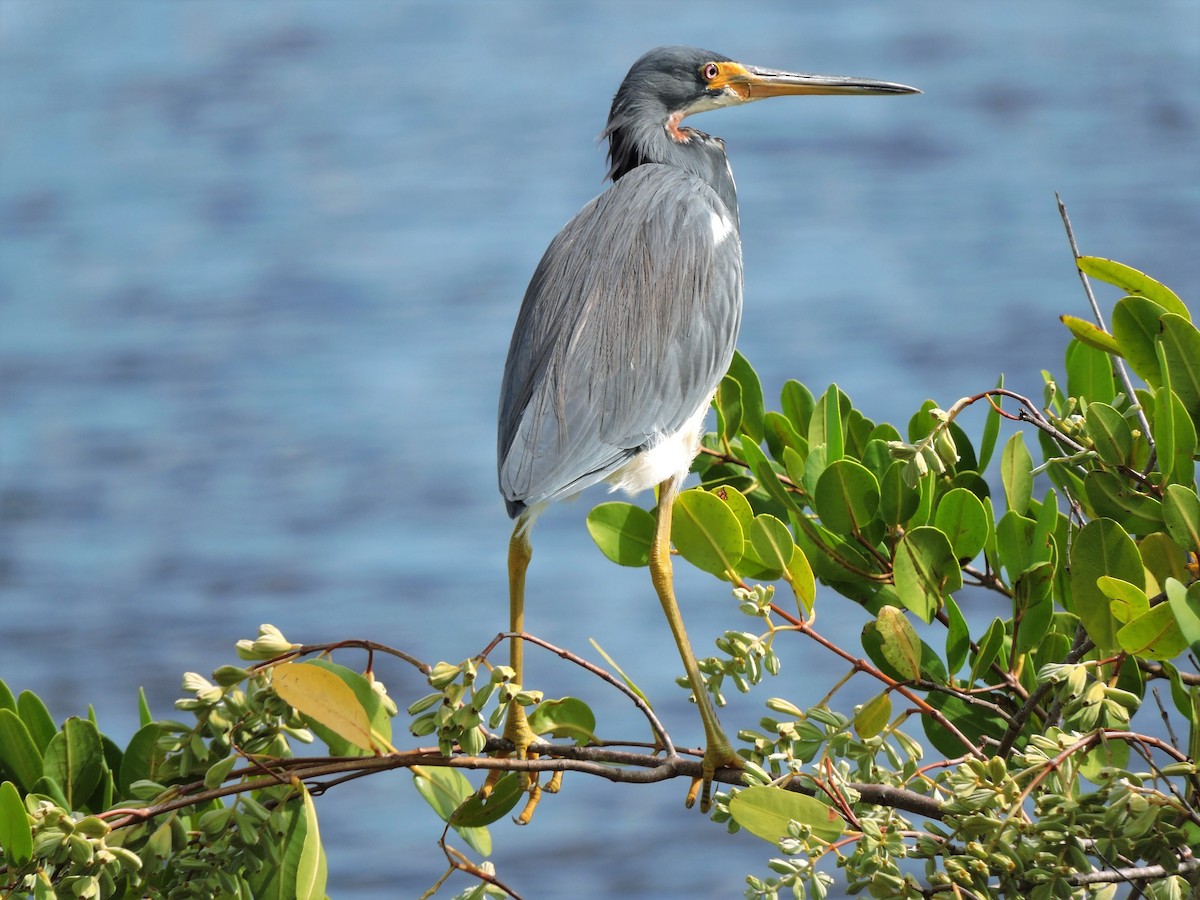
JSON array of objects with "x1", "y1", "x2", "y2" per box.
[
  {"x1": 483, "y1": 522, "x2": 548, "y2": 823},
  {"x1": 651, "y1": 474, "x2": 743, "y2": 812}
]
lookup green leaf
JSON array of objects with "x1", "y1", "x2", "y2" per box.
[
  {"x1": 923, "y1": 693, "x2": 1008, "y2": 759},
  {"x1": 1165, "y1": 578, "x2": 1200, "y2": 659},
  {"x1": 944, "y1": 594, "x2": 970, "y2": 676},
  {"x1": 0, "y1": 711, "x2": 42, "y2": 794},
  {"x1": 1163, "y1": 485, "x2": 1200, "y2": 553},
  {"x1": 1065, "y1": 339, "x2": 1118, "y2": 406},
  {"x1": 527, "y1": 697, "x2": 596, "y2": 743},
  {"x1": 1084, "y1": 402, "x2": 1133, "y2": 467},
  {"x1": 586, "y1": 501, "x2": 655, "y2": 567},
  {"x1": 1153, "y1": 387, "x2": 1197, "y2": 486},
  {"x1": 672, "y1": 488, "x2": 744, "y2": 578},
  {"x1": 1079, "y1": 734, "x2": 1130, "y2": 786},
  {"x1": 1112, "y1": 295, "x2": 1169, "y2": 386},
  {"x1": 969, "y1": 618, "x2": 1007, "y2": 686},
  {"x1": 203, "y1": 754, "x2": 239, "y2": 791},
  {"x1": 728, "y1": 785, "x2": 844, "y2": 845},
  {"x1": 1069, "y1": 518, "x2": 1144, "y2": 652},
  {"x1": 813, "y1": 459, "x2": 880, "y2": 535},
  {"x1": 995, "y1": 510, "x2": 1035, "y2": 582},
  {"x1": 1159, "y1": 314, "x2": 1200, "y2": 430},
  {"x1": 449, "y1": 773, "x2": 524, "y2": 828},
  {"x1": 738, "y1": 438, "x2": 802, "y2": 516},
  {"x1": 781, "y1": 380, "x2": 815, "y2": 437},
  {"x1": 892, "y1": 526, "x2": 962, "y2": 623},
  {"x1": 711, "y1": 484, "x2": 754, "y2": 534},
  {"x1": 1117, "y1": 603, "x2": 1188, "y2": 661},
  {"x1": 879, "y1": 460, "x2": 920, "y2": 528},
  {"x1": 17, "y1": 692, "x2": 56, "y2": 755},
  {"x1": 42, "y1": 717, "x2": 103, "y2": 810},
  {"x1": 0, "y1": 780, "x2": 32, "y2": 866},
  {"x1": 137, "y1": 686, "x2": 152, "y2": 728},
  {"x1": 1013, "y1": 562, "x2": 1054, "y2": 658},
  {"x1": 1077, "y1": 257, "x2": 1190, "y2": 320},
  {"x1": 977, "y1": 374, "x2": 1004, "y2": 472},
  {"x1": 933, "y1": 487, "x2": 989, "y2": 561},
  {"x1": 716, "y1": 374, "x2": 743, "y2": 443},
  {"x1": 873, "y1": 606, "x2": 922, "y2": 680},
  {"x1": 810, "y1": 384, "x2": 845, "y2": 464},
  {"x1": 1060, "y1": 316, "x2": 1123, "y2": 356},
  {"x1": 1000, "y1": 432, "x2": 1033, "y2": 516},
  {"x1": 763, "y1": 411, "x2": 806, "y2": 462},
  {"x1": 294, "y1": 783, "x2": 328, "y2": 900},
  {"x1": 749, "y1": 514, "x2": 795, "y2": 572},
  {"x1": 118, "y1": 724, "x2": 165, "y2": 798},
  {"x1": 413, "y1": 766, "x2": 491, "y2": 857},
  {"x1": 1099, "y1": 576, "x2": 1150, "y2": 625},
  {"x1": 853, "y1": 692, "x2": 892, "y2": 739},
  {"x1": 1083, "y1": 470, "x2": 1164, "y2": 534},
  {"x1": 727, "y1": 350, "x2": 765, "y2": 443},
  {"x1": 1139, "y1": 531, "x2": 1191, "y2": 590},
  {"x1": 786, "y1": 546, "x2": 817, "y2": 616}
]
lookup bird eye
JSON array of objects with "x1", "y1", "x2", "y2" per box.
[{"x1": 702, "y1": 63, "x2": 720, "y2": 82}]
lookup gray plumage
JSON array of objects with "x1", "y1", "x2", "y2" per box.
[{"x1": 498, "y1": 47, "x2": 744, "y2": 519}]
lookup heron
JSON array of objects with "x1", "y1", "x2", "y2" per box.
[{"x1": 496, "y1": 45, "x2": 917, "y2": 816}]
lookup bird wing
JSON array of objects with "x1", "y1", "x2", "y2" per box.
[{"x1": 498, "y1": 163, "x2": 743, "y2": 516}]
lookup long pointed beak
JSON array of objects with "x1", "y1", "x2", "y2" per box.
[{"x1": 716, "y1": 62, "x2": 920, "y2": 100}]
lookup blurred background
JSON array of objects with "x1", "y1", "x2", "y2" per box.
[{"x1": 1, "y1": 1, "x2": 1197, "y2": 896}]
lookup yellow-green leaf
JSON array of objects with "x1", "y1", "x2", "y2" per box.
[
  {"x1": 671, "y1": 488, "x2": 744, "y2": 579},
  {"x1": 1117, "y1": 603, "x2": 1188, "y2": 661},
  {"x1": 586, "y1": 502, "x2": 655, "y2": 567},
  {"x1": 271, "y1": 662, "x2": 378, "y2": 753},
  {"x1": 1077, "y1": 257, "x2": 1189, "y2": 320},
  {"x1": 853, "y1": 692, "x2": 892, "y2": 739},
  {"x1": 1060, "y1": 314, "x2": 1123, "y2": 355},
  {"x1": 728, "y1": 784, "x2": 844, "y2": 845},
  {"x1": 0, "y1": 780, "x2": 32, "y2": 866},
  {"x1": 874, "y1": 606, "x2": 921, "y2": 680}
]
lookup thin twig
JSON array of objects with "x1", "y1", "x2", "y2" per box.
[{"x1": 1057, "y1": 194, "x2": 1154, "y2": 456}]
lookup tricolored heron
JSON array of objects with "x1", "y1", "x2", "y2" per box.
[{"x1": 497, "y1": 45, "x2": 918, "y2": 815}]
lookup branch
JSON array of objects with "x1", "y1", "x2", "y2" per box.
[{"x1": 1057, "y1": 194, "x2": 1155, "y2": 457}]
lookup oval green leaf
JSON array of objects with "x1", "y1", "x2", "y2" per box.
[
  {"x1": 1159, "y1": 314, "x2": 1200, "y2": 430},
  {"x1": 728, "y1": 784, "x2": 844, "y2": 845},
  {"x1": 1112, "y1": 295, "x2": 1168, "y2": 386},
  {"x1": 1000, "y1": 432, "x2": 1033, "y2": 516},
  {"x1": 0, "y1": 710, "x2": 42, "y2": 793},
  {"x1": 1084, "y1": 402, "x2": 1133, "y2": 467},
  {"x1": 1117, "y1": 603, "x2": 1188, "y2": 661},
  {"x1": 0, "y1": 779, "x2": 33, "y2": 866},
  {"x1": 933, "y1": 487, "x2": 989, "y2": 561},
  {"x1": 1163, "y1": 485, "x2": 1200, "y2": 553},
  {"x1": 874, "y1": 606, "x2": 922, "y2": 681},
  {"x1": 1069, "y1": 518, "x2": 1144, "y2": 652},
  {"x1": 1077, "y1": 257, "x2": 1189, "y2": 320},
  {"x1": 42, "y1": 718, "x2": 103, "y2": 810},
  {"x1": 813, "y1": 459, "x2": 880, "y2": 535},
  {"x1": 587, "y1": 502, "x2": 655, "y2": 567},
  {"x1": 527, "y1": 696, "x2": 597, "y2": 744},
  {"x1": 671, "y1": 488, "x2": 744, "y2": 578},
  {"x1": 892, "y1": 526, "x2": 962, "y2": 623},
  {"x1": 1083, "y1": 470, "x2": 1164, "y2": 535},
  {"x1": 853, "y1": 692, "x2": 892, "y2": 739}
]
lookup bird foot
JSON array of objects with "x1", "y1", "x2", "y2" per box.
[
  {"x1": 481, "y1": 703, "x2": 554, "y2": 824},
  {"x1": 685, "y1": 741, "x2": 744, "y2": 813}
]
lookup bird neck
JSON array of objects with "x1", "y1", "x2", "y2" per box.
[{"x1": 604, "y1": 116, "x2": 740, "y2": 225}]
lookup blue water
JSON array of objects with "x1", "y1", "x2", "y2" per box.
[{"x1": 1, "y1": 1, "x2": 1197, "y2": 896}]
